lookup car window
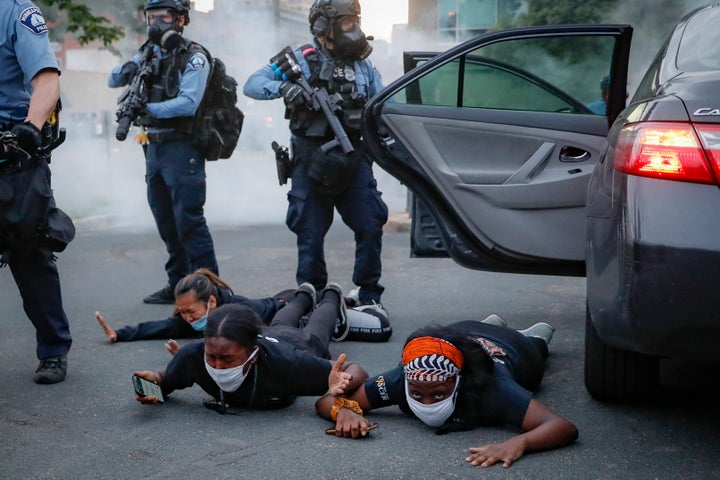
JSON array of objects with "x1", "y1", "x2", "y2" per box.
[
  {"x1": 392, "y1": 35, "x2": 616, "y2": 115},
  {"x1": 677, "y1": 7, "x2": 720, "y2": 72}
]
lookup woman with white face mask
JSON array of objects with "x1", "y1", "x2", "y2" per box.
[
  {"x1": 132, "y1": 284, "x2": 363, "y2": 411},
  {"x1": 315, "y1": 318, "x2": 578, "y2": 469}
]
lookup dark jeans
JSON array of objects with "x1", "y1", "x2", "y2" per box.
[
  {"x1": 287, "y1": 137, "x2": 388, "y2": 302},
  {"x1": 144, "y1": 138, "x2": 218, "y2": 287}
]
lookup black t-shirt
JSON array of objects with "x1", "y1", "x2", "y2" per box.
[
  {"x1": 162, "y1": 335, "x2": 332, "y2": 409},
  {"x1": 363, "y1": 320, "x2": 543, "y2": 429},
  {"x1": 364, "y1": 366, "x2": 532, "y2": 429}
]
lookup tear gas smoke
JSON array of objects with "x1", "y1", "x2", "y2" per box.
[{"x1": 52, "y1": 2, "x2": 408, "y2": 232}]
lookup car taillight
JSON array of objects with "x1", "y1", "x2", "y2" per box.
[{"x1": 614, "y1": 122, "x2": 718, "y2": 184}]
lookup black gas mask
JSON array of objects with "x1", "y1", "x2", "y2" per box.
[
  {"x1": 146, "y1": 8, "x2": 182, "y2": 50},
  {"x1": 329, "y1": 16, "x2": 372, "y2": 61}
]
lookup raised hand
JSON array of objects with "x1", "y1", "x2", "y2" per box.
[
  {"x1": 165, "y1": 339, "x2": 180, "y2": 356},
  {"x1": 328, "y1": 353, "x2": 353, "y2": 396},
  {"x1": 95, "y1": 311, "x2": 118, "y2": 343}
]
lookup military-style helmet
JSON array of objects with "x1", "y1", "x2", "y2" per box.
[
  {"x1": 144, "y1": 0, "x2": 191, "y2": 23},
  {"x1": 309, "y1": 0, "x2": 361, "y2": 36}
]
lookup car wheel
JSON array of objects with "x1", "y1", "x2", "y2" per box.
[{"x1": 584, "y1": 305, "x2": 659, "y2": 402}]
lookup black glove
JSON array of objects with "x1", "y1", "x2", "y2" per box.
[
  {"x1": 11, "y1": 121, "x2": 42, "y2": 155},
  {"x1": 135, "y1": 106, "x2": 155, "y2": 127},
  {"x1": 121, "y1": 61, "x2": 139, "y2": 83},
  {"x1": 279, "y1": 81, "x2": 306, "y2": 109}
]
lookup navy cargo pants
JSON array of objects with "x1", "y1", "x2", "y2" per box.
[
  {"x1": 144, "y1": 138, "x2": 218, "y2": 288},
  {"x1": 287, "y1": 137, "x2": 388, "y2": 303},
  {"x1": 0, "y1": 158, "x2": 72, "y2": 360}
]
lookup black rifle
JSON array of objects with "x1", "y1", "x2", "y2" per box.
[
  {"x1": 270, "y1": 49, "x2": 354, "y2": 155},
  {"x1": 115, "y1": 44, "x2": 155, "y2": 141}
]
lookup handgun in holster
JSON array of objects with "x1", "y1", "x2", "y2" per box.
[
  {"x1": 40, "y1": 99, "x2": 66, "y2": 163},
  {"x1": 271, "y1": 141, "x2": 293, "y2": 186}
]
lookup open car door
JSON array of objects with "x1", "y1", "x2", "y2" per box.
[{"x1": 364, "y1": 25, "x2": 632, "y2": 276}]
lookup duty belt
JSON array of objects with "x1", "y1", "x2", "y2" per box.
[
  {"x1": 146, "y1": 131, "x2": 190, "y2": 144},
  {"x1": 0, "y1": 155, "x2": 39, "y2": 175}
]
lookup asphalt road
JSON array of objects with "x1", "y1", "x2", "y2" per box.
[{"x1": 1, "y1": 222, "x2": 718, "y2": 480}]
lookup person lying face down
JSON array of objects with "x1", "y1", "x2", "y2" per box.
[
  {"x1": 133, "y1": 296, "x2": 366, "y2": 410},
  {"x1": 315, "y1": 319, "x2": 578, "y2": 468},
  {"x1": 96, "y1": 268, "x2": 289, "y2": 353}
]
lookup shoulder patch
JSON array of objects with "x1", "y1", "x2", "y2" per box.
[
  {"x1": 188, "y1": 54, "x2": 206, "y2": 71},
  {"x1": 19, "y1": 6, "x2": 48, "y2": 35}
]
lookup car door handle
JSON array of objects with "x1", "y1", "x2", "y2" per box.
[{"x1": 559, "y1": 146, "x2": 591, "y2": 162}]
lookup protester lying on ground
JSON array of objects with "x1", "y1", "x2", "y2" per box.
[
  {"x1": 133, "y1": 287, "x2": 364, "y2": 411},
  {"x1": 315, "y1": 315, "x2": 578, "y2": 468},
  {"x1": 96, "y1": 268, "x2": 297, "y2": 354},
  {"x1": 97, "y1": 269, "x2": 387, "y2": 355}
]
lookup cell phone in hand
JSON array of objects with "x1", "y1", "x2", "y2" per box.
[
  {"x1": 132, "y1": 375, "x2": 164, "y2": 403},
  {"x1": 325, "y1": 422, "x2": 379, "y2": 435}
]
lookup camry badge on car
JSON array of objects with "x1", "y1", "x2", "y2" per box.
[{"x1": 693, "y1": 107, "x2": 720, "y2": 115}]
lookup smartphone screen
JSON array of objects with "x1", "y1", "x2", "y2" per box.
[{"x1": 132, "y1": 375, "x2": 164, "y2": 403}]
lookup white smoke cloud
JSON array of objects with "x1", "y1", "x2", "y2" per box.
[
  {"x1": 604, "y1": 0, "x2": 711, "y2": 96},
  {"x1": 52, "y1": 2, "x2": 409, "y2": 232}
]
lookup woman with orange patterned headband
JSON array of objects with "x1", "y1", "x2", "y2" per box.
[{"x1": 315, "y1": 317, "x2": 578, "y2": 468}]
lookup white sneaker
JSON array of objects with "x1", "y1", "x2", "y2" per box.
[
  {"x1": 345, "y1": 287, "x2": 360, "y2": 307},
  {"x1": 518, "y1": 322, "x2": 555, "y2": 345},
  {"x1": 347, "y1": 304, "x2": 392, "y2": 342},
  {"x1": 481, "y1": 314, "x2": 507, "y2": 328}
]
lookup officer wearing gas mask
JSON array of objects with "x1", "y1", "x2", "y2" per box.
[
  {"x1": 109, "y1": 0, "x2": 218, "y2": 305},
  {"x1": 244, "y1": 0, "x2": 390, "y2": 323},
  {"x1": 0, "y1": 0, "x2": 75, "y2": 384}
]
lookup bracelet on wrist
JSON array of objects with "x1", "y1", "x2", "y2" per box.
[{"x1": 330, "y1": 397, "x2": 363, "y2": 421}]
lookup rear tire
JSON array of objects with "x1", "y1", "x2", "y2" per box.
[{"x1": 584, "y1": 305, "x2": 659, "y2": 402}]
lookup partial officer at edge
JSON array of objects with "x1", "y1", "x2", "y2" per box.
[{"x1": 0, "y1": 0, "x2": 75, "y2": 384}]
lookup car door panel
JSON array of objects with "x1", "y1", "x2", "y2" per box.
[
  {"x1": 364, "y1": 25, "x2": 632, "y2": 275},
  {"x1": 383, "y1": 110, "x2": 606, "y2": 260}
]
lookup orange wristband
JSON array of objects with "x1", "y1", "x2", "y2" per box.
[{"x1": 330, "y1": 397, "x2": 363, "y2": 421}]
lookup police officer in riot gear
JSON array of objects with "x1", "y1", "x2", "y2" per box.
[
  {"x1": 244, "y1": 0, "x2": 389, "y2": 321},
  {"x1": 0, "y1": 0, "x2": 74, "y2": 384},
  {"x1": 109, "y1": 0, "x2": 219, "y2": 304}
]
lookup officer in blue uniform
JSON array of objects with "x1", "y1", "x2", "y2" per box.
[
  {"x1": 244, "y1": 0, "x2": 389, "y2": 319},
  {"x1": 0, "y1": 0, "x2": 73, "y2": 384},
  {"x1": 109, "y1": 0, "x2": 218, "y2": 304}
]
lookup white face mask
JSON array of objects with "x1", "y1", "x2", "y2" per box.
[
  {"x1": 404, "y1": 376, "x2": 461, "y2": 427},
  {"x1": 204, "y1": 347, "x2": 259, "y2": 392}
]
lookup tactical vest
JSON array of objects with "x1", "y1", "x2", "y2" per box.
[
  {"x1": 288, "y1": 45, "x2": 366, "y2": 139},
  {"x1": 145, "y1": 38, "x2": 202, "y2": 132}
]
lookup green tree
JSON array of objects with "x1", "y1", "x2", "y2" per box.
[
  {"x1": 514, "y1": 0, "x2": 615, "y2": 26},
  {"x1": 38, "y1": 0, "x2": 144, "y2": 46}
]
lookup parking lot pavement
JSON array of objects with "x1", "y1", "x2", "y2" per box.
[{"x1": 1, "y1": 223, "x2": 719, "y2": 480}]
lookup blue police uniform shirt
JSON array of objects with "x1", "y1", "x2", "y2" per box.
[
  {"x1": 586, "y1": 99, "x2": 606, "y2": 115},
  {"x1": 243, "y1": 39, "x2": 384, "y2": 102},
  {"x1": 108, "y1": 44, "x2": 210, "y2": 131},
  {"x1": 0, "y1": 0, "x2": 60, "y2": 125}
]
